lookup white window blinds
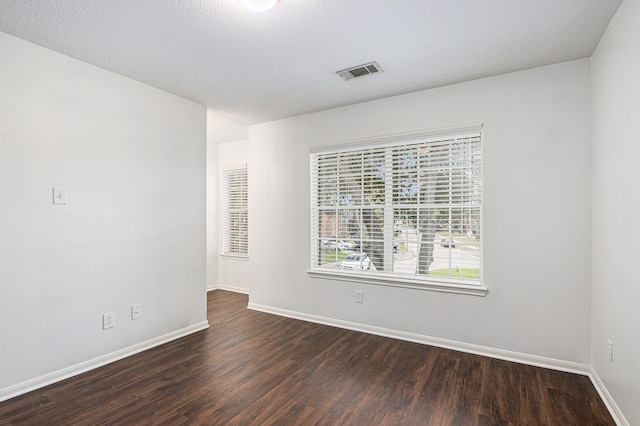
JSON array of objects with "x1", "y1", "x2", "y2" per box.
[
  {"x1": 310, "y1": 128, "x2": 482, "y2": 288},
  {"x1": 223, "y1": 167, "x2": 248, "y2": 257}
]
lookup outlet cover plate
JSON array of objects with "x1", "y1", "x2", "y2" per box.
[{"x1": 103, "y1": 312, "x2": 114, "y2": 329}]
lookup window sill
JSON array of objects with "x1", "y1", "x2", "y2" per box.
[
  {"x1": 220, "y1": 254, "x2": 249, "y2": 261},
  {"x1": 307, "y1": 269, "x2": 487, "y2": 297}
]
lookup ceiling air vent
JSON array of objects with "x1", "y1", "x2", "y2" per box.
[{"x1": 336, "y1": 62, "x2": 383, "y2": 81}]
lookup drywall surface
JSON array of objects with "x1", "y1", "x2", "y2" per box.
[
  {"x1": 0, "y1": 32, "x2": 207, "y2": 391},
  {"x1": 206, "y1": 111, "x2": 220, "y2": 290},
  {"x1": 591, "y1": 0, "x2": 640, "y2": 422},
  {"x1": 248, "y1": 59, "x2": 592, "y2": 364}
]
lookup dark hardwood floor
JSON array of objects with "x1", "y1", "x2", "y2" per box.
[{"x1": 0, "y1": 290, "x2": 614, "y2": 425}]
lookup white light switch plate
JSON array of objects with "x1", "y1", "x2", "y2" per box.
[
  {"x1": 131, "y1": 304, "x2": 142, "y2": 320},
  {"x1": 53, "y1": 187, "x2": 67, "y2": 205}
]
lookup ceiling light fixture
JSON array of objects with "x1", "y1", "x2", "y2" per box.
[{"x1": 241, "y1": 0, "x2": 279, "y2": 11}]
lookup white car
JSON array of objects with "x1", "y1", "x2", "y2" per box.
[
  {"x1": 321, "y1": 240, "x2": 347, "y2": 251},
  {"x1": 440, "y1": 238, "x2": 455, "y2": 248},
  {"x1": 340, "y1": 253, "x2": 371, "y2": 270},
  {"x1": 338, "y1": 240, "x2": 356, "y2": 250},
  {"x1": 320, "y1": 241, "x2": 340, "y2": 251}
]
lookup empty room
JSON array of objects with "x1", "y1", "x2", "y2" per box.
[{"x1": 0, "y1": 0, "x2": 638, "y2": 424}]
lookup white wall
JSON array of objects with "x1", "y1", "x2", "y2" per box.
[
  {"x1": 206, "y1": 111, "x2": 220, "y2": 291},
  {"x1": 217, "y1": 139, "x2": 250, "y2": 293},
  {"x1": 0, "y1": 32, "x2": 208, "y2": 397},
  {"x1": 207, "y1": 111, "x2": 249, "y2": 144},
  {"x1": 591, "y1": 0, "x2": 640, "y2": 423},
  {"x1": 248, "y1": 59, "x2": 592, "y2": 365}
]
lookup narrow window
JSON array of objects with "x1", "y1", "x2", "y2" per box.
[{"x1": 223, "y1": 167, "x2": 248, "y2": 257}]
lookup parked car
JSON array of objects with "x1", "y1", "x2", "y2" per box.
[
  {"x1": 320, "y1": 241, "x2": 341, "y2": 251},
  {"x1": 339, "y1": 253, "x2": 371, "y2": 270},
  {"x1": 393, "y1": 241, "x2": 399, "y2": 253},
  {"x1": 440, "y1": 238, "x2": 455, "y2": 248},
  {"x1": 322, "y1": 239, "x2": 358, "y2": 251},
  {"x1": 338, "y1": 240, "x2": 356, "y2": 250}
]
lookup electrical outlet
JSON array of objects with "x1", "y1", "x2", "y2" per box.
[
  {"x1": 103, "y1": 312, "x2": 114, "y2": 329},
  {"x1": 607, "y1": 340, "x2": 613, "y2": 362},
  {"x1": 131, "y1": 304, "x2": 142, "y2": 320},
  {"x1": 355, "y1": 290, "x2": 364, "y2": 303}
]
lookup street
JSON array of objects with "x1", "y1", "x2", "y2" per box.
[{"x1": 322, "y1": 227, "x2": 479, "y2": 274}]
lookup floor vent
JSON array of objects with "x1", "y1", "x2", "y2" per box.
[{"x1": 336, "y1": 62, "x2": 383, "y2": 81}]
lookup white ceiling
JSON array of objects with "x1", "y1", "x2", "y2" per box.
[{"x1": 0, "y1": 0, "x2": 622, "y2": 127}]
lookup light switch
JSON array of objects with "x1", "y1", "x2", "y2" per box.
[
  {"x1": 53, "y1": 187, "x2": 67, "y2": 205},
  {"x1": 131, "y1": 304, "x2": 142, "y2": 320}
]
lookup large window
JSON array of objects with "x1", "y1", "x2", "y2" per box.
[
  {"x1": 223, "y1": 167, "x2": 248, "y2": 257},
  {"x1": 310, "y1": 127, "x2": 483, "y2": 294}
]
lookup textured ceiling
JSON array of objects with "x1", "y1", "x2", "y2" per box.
[{"x1": 0, "y1": 0, "x2": 623, "y2": 127}]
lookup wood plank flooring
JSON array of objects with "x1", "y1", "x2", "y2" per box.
[{"x1": 0, "y1": 290, "x2": 615, "y2": 425}]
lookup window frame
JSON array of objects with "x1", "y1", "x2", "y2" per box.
[
  {"x1": 222, "y1": 165, "x2": 249, "y2": 258},
  {"x1": 308, "y1": 125, "x2": 486, "y2": 296}
]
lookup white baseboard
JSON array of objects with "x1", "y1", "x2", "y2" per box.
[
  {"x1": 0, "y1": 321, "x2": 210, "y2": 403},
  {"x1": 589, "y1": 367, "x2": 629, "y2": 426},
  {"x1": 208, "y1": 284, "x2": 249, "y2": 294},
  {"x1": 247, "y1": 302, "x2": 590, "y2": 375}
]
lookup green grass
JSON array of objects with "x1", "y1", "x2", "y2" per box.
[
  {"x1": 429, "y1": 268, "x2": 480, "y2": 279},
  {"x1": 319, "y1": 251, "x2": 349, "y2": 265}
]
